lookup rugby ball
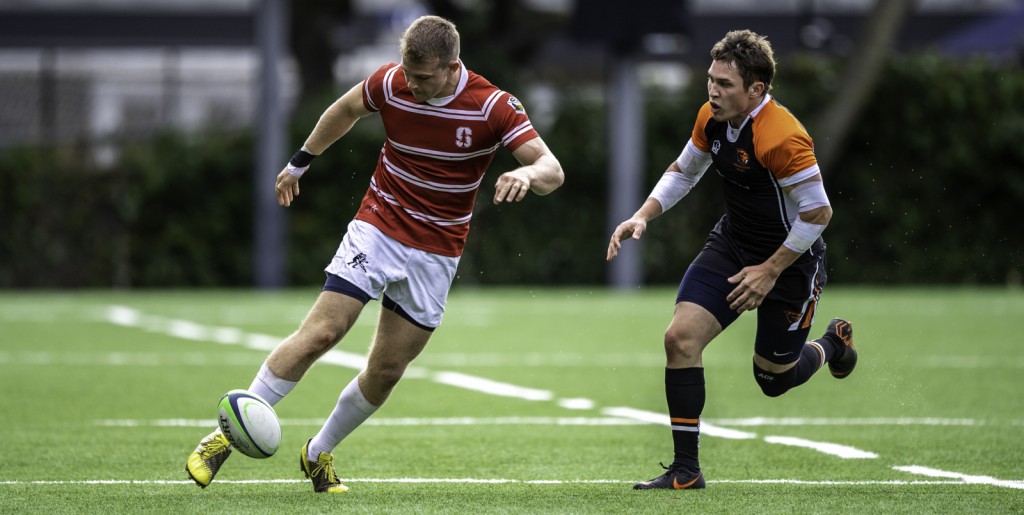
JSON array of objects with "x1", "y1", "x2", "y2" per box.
[{"x1": 217, "y1": 389, "x2": 281, "y2": 459}]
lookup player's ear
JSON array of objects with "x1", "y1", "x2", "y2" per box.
[{"x1": 749, "y1": 82, "x2": 764, "y2": 97}]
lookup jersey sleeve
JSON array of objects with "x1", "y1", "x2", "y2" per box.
[
  {"x1": 361, "y1": 63, "x2": 397, "y2": 113},
  {"x1": 753, "y1": 108, "x2": 819, "y2": 186},
  {"x1": 690, "y1": 102, "x2": 714, "y2": 153},
  {"x1": 489, "y1": 92, "x2": 539, "y2": 152}
]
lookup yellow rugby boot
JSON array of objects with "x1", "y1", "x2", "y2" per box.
[
  {"x1": 299, "y1": 439, "x2": 349, "y2": 493},
  {"x1": 185, "y1": 430, "x2": 232, "y2": 488}
]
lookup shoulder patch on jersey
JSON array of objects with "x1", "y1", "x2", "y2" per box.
[{"x1": 507, "y1": 96, "x2": 526, "y2": 114}]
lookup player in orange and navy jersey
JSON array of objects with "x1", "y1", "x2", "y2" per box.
[
  {"x1": 185, "y1": 15, "x2": 563, "y2": 493},
  {"x1": 608, "y1": 29, "x2": 857, "y2": 490}
]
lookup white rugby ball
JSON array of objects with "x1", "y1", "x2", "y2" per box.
[{"x1": 217, "y1": 389, "x2": 281, "y2": 459}]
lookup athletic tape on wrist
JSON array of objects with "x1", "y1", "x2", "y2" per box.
[
  {"x1": 286, "y1": 163, "x2": 309, "y2": 178},
  {"x1": 783, "y1": 218, "x2": 826, "y2": 253},
  {"x1": 286, "y1": 147, "x2": 317, "y2": 178}
]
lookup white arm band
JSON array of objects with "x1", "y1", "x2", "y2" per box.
[
  {"x1": 649, "y1": 172, "x2": 693, "y2": 211},
  {"x1": 789, "y1": 180, "x2": 831, "y2": 212},
  {"x1": 649, "y1": 140, "x2": 711, "y2": 211},
  {"x1": 783, "y1": 218, "x2": 827, "y2": 253}
]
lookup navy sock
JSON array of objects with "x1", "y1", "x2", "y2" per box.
[
  {"x1": 792, "y1": 335, "x2": 839, "y2": 387},
  {"x1": 665, "y1": 367, "x2": 704, "y2": 471}
]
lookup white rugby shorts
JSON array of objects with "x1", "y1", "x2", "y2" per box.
[{"x1": 324, "y1": 220, "x2": 459, "y2": 329}]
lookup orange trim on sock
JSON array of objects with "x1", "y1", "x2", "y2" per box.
[{"x1": 670, "y1": 417, "x2": 700, "y2": 424}]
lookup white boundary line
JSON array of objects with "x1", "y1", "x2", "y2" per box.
[
  {"x1": 893, "y1": 466, "x2": 1024, "y2": 490},
  {"x1": 0, "y1": 478, "x2": 971, "y2": 487},
  {"x1": 94, "y1": 417, "x2": 652, "y2": 427},
  {"x1": 87, "y1": 416, "x2": 1001, "y2": 430},
  {"x1": 97, "y1": 305, "x2": 1023, "y2": 490}
]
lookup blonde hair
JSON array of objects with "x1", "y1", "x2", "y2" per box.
[
  {"x1": 400, "y1": 15, "x2": 460, "y2": 67},
  {"x1": 710, "y1": 30, "x2": 776, "y2": 92}
]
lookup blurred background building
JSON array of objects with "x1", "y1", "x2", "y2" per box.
[
  {"x1": 2, "y1": 0, "x2": 1021, "y2": 153},
  {"x1": 2, "y1": 0, "x2": 1022, "y2": 289}
]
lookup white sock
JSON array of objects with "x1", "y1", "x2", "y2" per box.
[
  {"x1": 247, "y1": 362, "x2": 297, "y2": 406},
  {"x1": 307, "y1": 376, "x2": 378, "y2": 461}
]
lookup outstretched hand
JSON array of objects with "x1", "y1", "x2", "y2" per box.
[
  {"x1": 275, "y1": 169, "x2": 301, "y2": 207},
  {"x1": 606, "y1": 218, "x2": 647, "y2": 261}
]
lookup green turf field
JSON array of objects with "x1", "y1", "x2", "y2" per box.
[{"x1": 1, "y1": 286, "x2": 1022, "y2": 513}]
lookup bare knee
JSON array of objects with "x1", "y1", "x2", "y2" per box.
[
  {"x1": 664, "y1": 326, "x2": 703, "y2": 364},
  {"x1": 297, "y1": 320, "x2": 348, "y2": 357},
  {"x1": 365, "y1": 359, "x2": 406, "y2": 395}
]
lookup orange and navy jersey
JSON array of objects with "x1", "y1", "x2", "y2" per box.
[
  {"x1": 356, "y1": 62, "x2": 539, "y2": 257},
  {"x1": 690, "y1": 95, "x2": 823, "y2": 263}
]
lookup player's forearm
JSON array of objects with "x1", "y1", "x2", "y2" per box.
[
  {"x1": 761, "y1": 245, "x2": 803, "y2": 276},
  {"x1": 633, "y1": 197, "x2": 665, "y2": 224},
  {"x1": 765, "y1": 207, "x2": 832, "y2": 275},
  {"x1": 523, "y1": 153, "x2": 565, "y2": 195}
]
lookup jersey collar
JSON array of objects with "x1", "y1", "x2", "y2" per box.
[
  {"x1": 426, "y1": 60, "x2": 468, "y2": 107},
  {"x1": 726, "y1": 94, "x2": 772, "y2": 141}
]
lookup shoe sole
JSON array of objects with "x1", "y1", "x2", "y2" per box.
[{"x1": 633, "y1": 471, "x2": 706, "y2": 490}]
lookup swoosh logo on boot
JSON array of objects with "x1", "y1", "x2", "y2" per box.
[{"x1": 672, "y1": 474, "x2": 701, "y2": 489}]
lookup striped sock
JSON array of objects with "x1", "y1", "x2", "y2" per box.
[
  {"x1": 665, "y1": 367, "x2": 704, "y2": 471},
  {"x1": 792, "y1": 337, "x2": 838, "y2": 387}
]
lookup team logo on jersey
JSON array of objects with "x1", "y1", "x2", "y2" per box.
[
  {"x1": 456, "y1": 127, "x2": 472, "y2": 148},
  {"x1": 735, "y1": 147, "x2": 752, "y2": 172},
  {"x1": 507, "y1": 96, "x2": 525, "y2": 114},
  {"x1": 711, "y1": 140, "x2": 721, "y2": 155}
]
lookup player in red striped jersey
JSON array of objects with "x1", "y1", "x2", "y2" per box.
[
  {"x1": 607, "y1": 30, "x2": 856, "y2": 490},
  {"x1": 185, "y1": 15, "x2": 563, "y2": 493}
]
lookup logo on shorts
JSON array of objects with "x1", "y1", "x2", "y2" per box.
[{"x1": 347, "y1": 252, "x2": 368, "y2": 273}]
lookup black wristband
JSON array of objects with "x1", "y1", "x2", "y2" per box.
[{"x1": 289, "y1": 149, "x2": 317, "y2": 168}]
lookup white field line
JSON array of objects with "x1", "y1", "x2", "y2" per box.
[
  {"x1": 0, "y1": 478, "x2": 971, "y2": 487},
  {"x1": 893, "y1": 466, "x2": 1024, "y2": 490},
  {"x1": 603, "y1": 408, "x2": 878, "y2": 459},
  {"x1": 432, "y1": 371, "x2": 553, "y2": 401},
  {"x1": 763, "y1": 436, "x2": 878, "y2": 459},
  {"x1": 102, "y1": 306, "x2": 547, "y2": 404},
  {"x1": 96, "y1": 305, "x2": 1022, "y2": 489},
  {"x1": 95, "y1": 417, "x2": 651, "y2": 427},
  {"x1": 711, "y1": 417, "x2": 981, "y2": 426},
  {"x1": 601, "y1": 407, "x2": 757, "y2": 440}
]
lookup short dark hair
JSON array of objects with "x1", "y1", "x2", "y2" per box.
[
  {"x1": 710, "y1": 30, "x2": 776, "y2": 92},
  {"x1": 400, "y1": 15, "x2": 460, "y2": 67}
]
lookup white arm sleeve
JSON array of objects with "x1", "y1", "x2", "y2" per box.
[
  {"x1": 782, "y1": 180, "x2": 831, "y2": 253},
  {"x1": 789, "y1": 180, "x2": 831, "y2": 213},
  {"x1": 649, "y1": 140, "x2": 711, "y2": 211},
  {"x1": 783, "y1": 218, "x2": 827, "y2": 253}
]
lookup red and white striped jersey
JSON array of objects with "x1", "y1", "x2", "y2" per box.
[{"x1": 355, "y1": 62, "x2": 539, "y2": 257}]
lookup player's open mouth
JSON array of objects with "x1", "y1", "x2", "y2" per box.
[{"x1": 709, "y1": 101, "x2": 721, "y2": 111}]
